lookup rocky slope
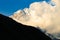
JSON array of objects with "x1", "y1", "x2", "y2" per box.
[{"x1": 0, "y1": 14, "x2": 52, "y2": 40}]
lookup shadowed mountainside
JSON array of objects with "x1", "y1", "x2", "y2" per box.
[{"x1": 0, "y1": 14, "x2": 51, "y2": 40}]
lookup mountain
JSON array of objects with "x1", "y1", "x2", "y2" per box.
[{"x1": 0, "y1": 14, "x2": 52, "y2": 40}]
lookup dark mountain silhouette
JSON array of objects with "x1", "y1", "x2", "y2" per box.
[{"x1": 0, "y1": 14, "x2": 52, "y2": 40}]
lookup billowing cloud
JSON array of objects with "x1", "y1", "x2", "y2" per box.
[{"x1": 10, "y1": 0, "x2": 60, "y2": 39}]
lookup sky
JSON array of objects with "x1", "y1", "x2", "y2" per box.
[{"x1": 0, "y1": 0, "x2": 51, "y2": 16}]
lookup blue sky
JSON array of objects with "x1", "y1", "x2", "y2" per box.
[{"x1": 0, "y1": 0, "x2": 51, "y2": 16}]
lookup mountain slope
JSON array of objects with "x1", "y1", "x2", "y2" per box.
[{"x1": 0, "y1": 14, "x2": 51, "y2": 40}]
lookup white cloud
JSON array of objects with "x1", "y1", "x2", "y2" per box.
[{"x1": 10, "y1": 0, "x2": 60, "y2": 39}]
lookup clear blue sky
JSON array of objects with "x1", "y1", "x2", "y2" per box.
[{"x1": 0, "y1": 0, "x2": 51, "y2": 16}]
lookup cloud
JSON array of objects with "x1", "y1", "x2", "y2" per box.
[{"x1": 10, "y1": 0, "x2": 60, "y2": 39}]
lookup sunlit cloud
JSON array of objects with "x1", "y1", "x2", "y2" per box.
[{"x1": 10, "y1": 0, "x2": 60, "y2": 39}]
